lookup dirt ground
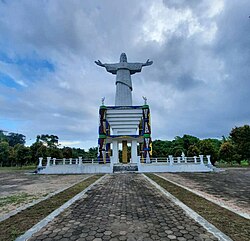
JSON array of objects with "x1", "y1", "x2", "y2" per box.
[
  {"x1": 0, "y1": 170, "x2": 90, "y2": 218},
  {"x1": 158, "y1": 168, "x2": 250, "y2": 216}
]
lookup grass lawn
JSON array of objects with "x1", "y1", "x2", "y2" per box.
[
  {"x1": 146, "y1": 173, "x2": 250, "y2": 241},
  {"x1": 215, "y1": 160, "x2": 249, "y2": 168},
  {"x1": 0, "y1": 193, "x2": 34, "y2": 208}
]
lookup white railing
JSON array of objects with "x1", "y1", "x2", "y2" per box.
[
  {"x1": 150, "y1": 157, "x2": 169, "y2": 164},
  {"x1": 142, "y1": 155, "x2": 212, "y2": 165},
  {"x1": 38, "y1": 157, "x2": 109, "y2": 168},
  {"x1": 38, "y1": 155, "x2": 212, "y2": 168}
]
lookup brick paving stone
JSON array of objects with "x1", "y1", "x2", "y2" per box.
[{"x1": 28, "y1": 174, "x2": 219, "y2": 241}]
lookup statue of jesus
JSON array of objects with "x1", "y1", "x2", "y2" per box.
[{"x1": 95, "y1": 53, "x2": 153, "y2": 106}]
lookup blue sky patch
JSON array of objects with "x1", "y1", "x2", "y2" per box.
[
  {"x1": 0, "y1": 119, "x2": 19, "y2": 133},
  {"x1": 0, "y1": 51, "x2": 55, "y2": 72},
  {"x1": 0, "y1": 72, "x2": 22, "y2": 89},
  {"x1": 0, "y1": 51, "x2": 55, "y2": 85}
]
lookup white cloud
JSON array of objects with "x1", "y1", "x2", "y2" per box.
[{"x1": 138, "y1": 0, "x2": 220, "y2": 45}]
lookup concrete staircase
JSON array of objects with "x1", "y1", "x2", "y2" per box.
[{"x1": 106, "y1": 108, "x2": 143, "y2": 135}]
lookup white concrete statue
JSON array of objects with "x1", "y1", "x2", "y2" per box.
[{"x1": 95, "y1": 53, "x2": 153, "y2": 106}]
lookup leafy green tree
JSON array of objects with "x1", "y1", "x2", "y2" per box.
[
  {"x1": 187, "y1": 145, "x2": 200, "y2": 156},
  {"x1": 14, "y1": 144, "x2": 32, "y2": 166},
  {"x1": 36, "y1": 145, "x2": 48, "y2": 158},
  {"x1": 30, "y1": 142, "x2": 44, "y2": 161},
  {"x1": 182, "y1": 135, "x2": 199, "y2": 153},
  {"x1": 47, "y1": 147, "x2": 63, "y2": 158},
  {"x1": 230, "y1": 125, "x2": 250, "y2": 163},
  {"x1": 62, "y1": 147, "x2": 73, "y2": 158},
  {"x1": 173, "y1": 147, "x2": 184, "y2": 157},
  {"x1": 36, "y1": 134, "x2": 59, "y2": 148},
  {"x1": 219, "y1": 141, "x2": 235, "y2": 164},
  {"x1": 172, "y1": 136, "x2": 184, "y2": 152},
  {"x1": 0, "y1": 130, "x2": 8, "y2": 142},
  {"x1": 87, "y1": 147, "x2": 98, "y2": 159},
  {"x1": 152, "y1": 135, "x2": 201, "y2": 157},
  {"x1": 7, "y1": 133, "x2": 26, "y2": 146},
  {"x1": 8, "y1": 146, "x2": 17, "y2": 166},
  {"x1": 232, "y1": 154, "x2": 242, "y2": 165},
  {"x1": 79, "y1": 148, "x2": 87, "y2": 158},
  {"x1": 0, "y1": 141, "x2": 10, "y2": 166},
  {"x1": 208, "y1": 138, "x2": 222, "y2": 154},
  {"x1": 222, "y1": 135, "x2": 229, "y2": 143},
  {"x1": 198, "y1": 139, "x2": 218, "y2": 165},
  {"x1": 73, "y1": 148, "x2": 87, "y2": 159},
  {"x1": 152, "y1": 140, "x2": 172, "y2": 157},
  {"x1": 170, "y1": 136, "x2": 184, "y2": 157}
]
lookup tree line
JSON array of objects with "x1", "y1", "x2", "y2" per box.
[
  {"x1": 152, "y1": 125, "x2": 250, "y2": 165},
  {"x1": 0, "y1": 124, "x2": 249, "y2": 167},
  {"x1": 0, "y1": 133, "x2": 97, "y2": 167}
]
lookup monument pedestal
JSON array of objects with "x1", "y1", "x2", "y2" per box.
[{"x1": 97, "y1": 105, "x2": 152, "y2": 167}]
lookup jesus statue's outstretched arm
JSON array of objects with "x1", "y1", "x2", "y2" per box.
[
  {"x1": 128, "y1": 59, "x2": 153, "y2": 75},
  {"x1": 95, "y1": 60, "x2": 118, "y2": 74},
  {"x1": 142, "y1": 59, "x2": 153, "y2": 66}
]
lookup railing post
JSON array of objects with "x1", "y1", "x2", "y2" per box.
[
  {"x1": 169, "y1": 155, "x2": 173, "y2": 165},
  {"x1": 38, "y1": 157, "x2": 43, "y2": 167},
  {"x1": 206, "y1": 155, "x2": 212, "y2": 165},
  {"x1": 199, "y1": 155, "x2": 204, "y2": 165},
  {"x1": 75, "y1": 158, "x2": 78, "y2": 165},
  {"x1": 92, "y1": 159, "x2": 94, "y2": 164},
  {"x1": 52, "y1": 158, "x2": 56, "y2": 165},
  {"x1": 137, "y1": 156, "x2": 141, "y2": 164},
  {"x1": 63, "y1": 158, "x2": 66, "y2": 165},
  {"x1": 69, "y1": 158, "x2": 72, "y2": 165},
  {"x1": 181, "y1": 152, "x2": 185, "y2": 161},
  {"x1": 177, "y1": 157, "x2": 181, "y2": 164},
  {"x1": 184, "y1": 157, "x2": 187, "y2": 164},
  {"x1": 79, "y1": 157, "x2": 82, "y2": 165},
  {"x1": 194, "y1": 156, "x2": 197, "y2": 164},
  {"x1": 155, "y1": 158, "x2": 158, "y2": 163},
  {"x1": 46, "y1": 157, "x2": 51, "y2": 167}
]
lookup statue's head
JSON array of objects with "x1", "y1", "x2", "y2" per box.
[{"x1": 120, "y1": 53, "x2": 127, "y2": 62}]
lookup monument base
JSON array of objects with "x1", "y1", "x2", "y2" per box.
[{"x1": 36, "y1": 155, "x2": 215, "y2": 174}]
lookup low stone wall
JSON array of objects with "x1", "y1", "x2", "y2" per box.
[
  {"x1": 38, "y1": 164, "x2": 112, "y2": 174},
  {"x1": 138, "y1": 163, "x2": 213, "y2": 173}
]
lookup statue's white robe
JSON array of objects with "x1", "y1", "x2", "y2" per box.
[{"x1": 104, "y1": 62, "x2": 143, "y2": 106}]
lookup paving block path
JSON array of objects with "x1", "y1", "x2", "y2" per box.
[{"x1": 29, "y1": 174, "x2": 218, "y2": 241}]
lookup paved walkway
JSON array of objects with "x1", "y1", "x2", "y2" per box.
[{"x1": 29, "y1": 174, "x2": 218, "y2": 241}]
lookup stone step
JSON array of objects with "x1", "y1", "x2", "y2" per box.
[{"x1": 113, "y1": 164, "x2": 138, "y2": 173}]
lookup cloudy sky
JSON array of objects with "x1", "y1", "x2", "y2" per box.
[{"x1": 0, "y1": 0, "x2": 249, "y2": 149}]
